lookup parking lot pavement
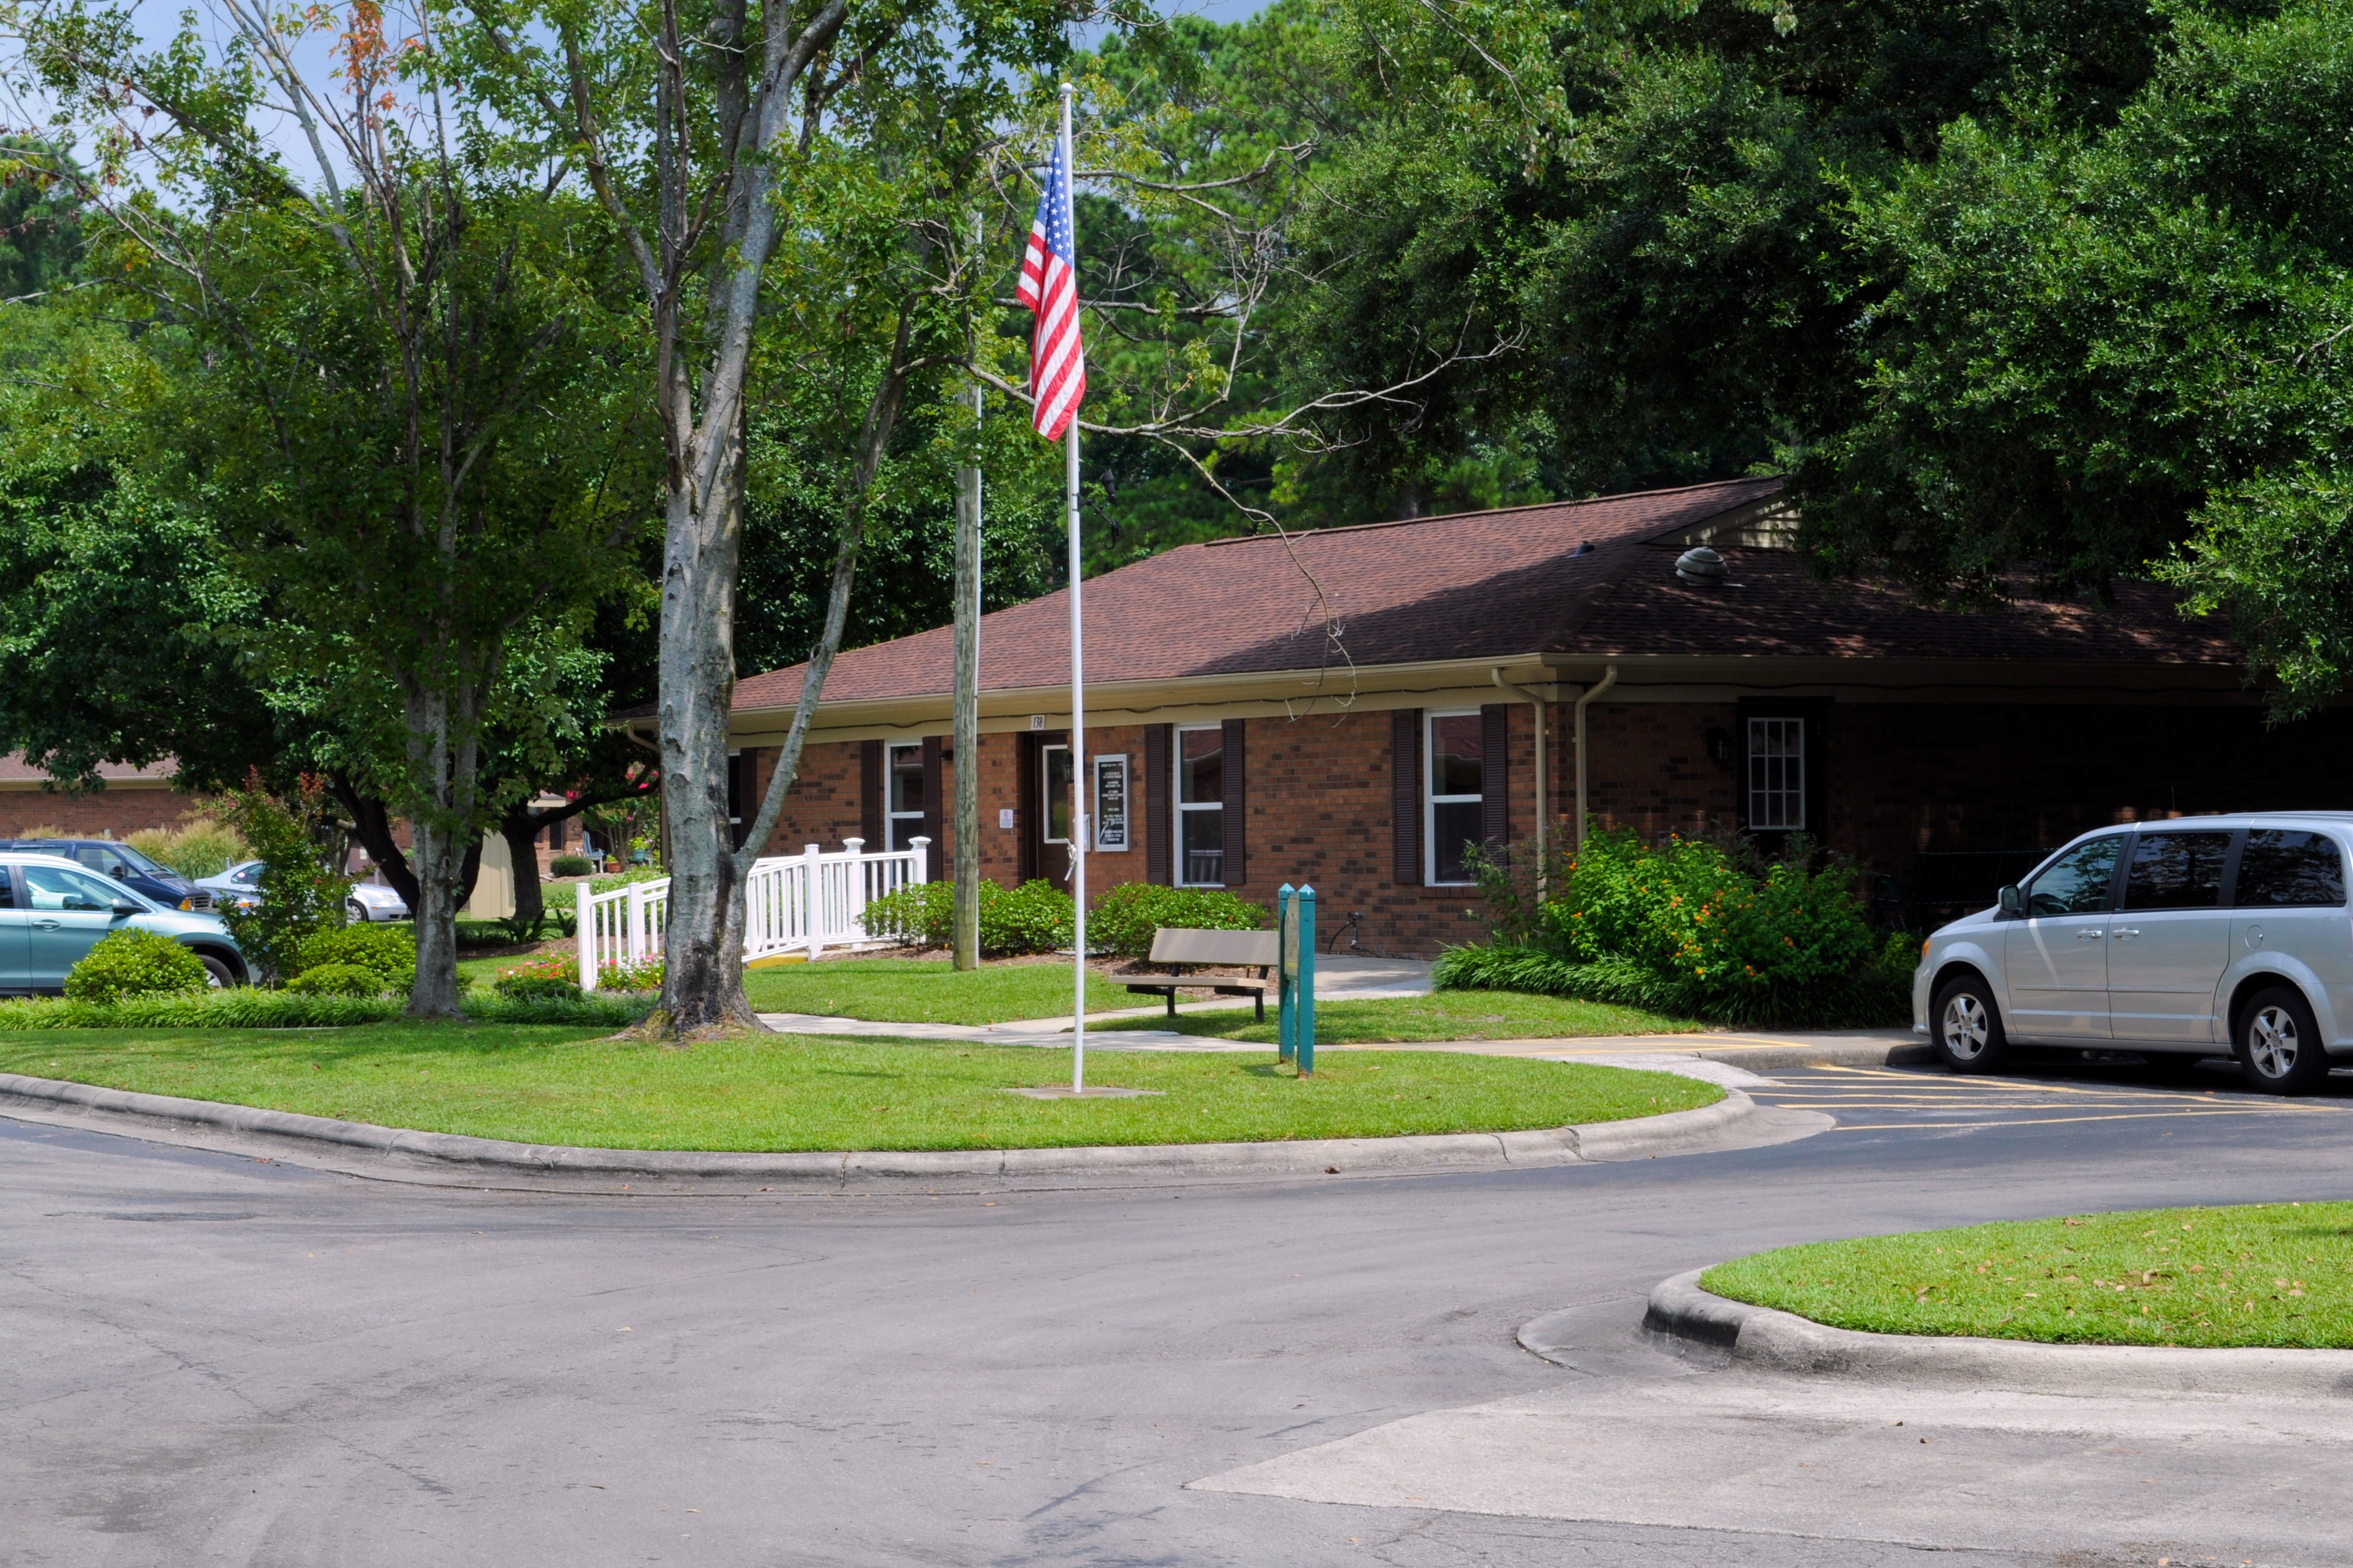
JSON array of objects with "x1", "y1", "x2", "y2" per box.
[{"x1": 1746, "y1": 1059, "x2": 2352, "y2": 1134}]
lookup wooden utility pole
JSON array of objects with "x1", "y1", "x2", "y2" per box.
[{"x1": 952, "y1": 223, "x2": 984, "y2": 971}]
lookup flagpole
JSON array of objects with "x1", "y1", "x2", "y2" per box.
[{"x1": 1060, "y1": 81, "x2": 1088, "y2": 1095}]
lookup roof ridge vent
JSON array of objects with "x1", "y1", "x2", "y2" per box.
[{"x1": 1675, "y1": 545, "x2": 1729, "y2": 585}]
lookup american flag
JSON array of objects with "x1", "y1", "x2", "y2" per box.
[{"x1": 1015, "y1": 136, "x2": 1085, "y2": 441}]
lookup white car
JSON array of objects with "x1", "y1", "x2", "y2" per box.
[
  {"x1": 196, "y1": 860, "x2": 412, "y2": 924},
  {"x1": 1916, "y1": 814, "x2": 2353, "y2": 1094},
  {"x1": 346, "y1": 882, "x2": 411, "y2": 923}
]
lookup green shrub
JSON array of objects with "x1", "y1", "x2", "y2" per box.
[
  {"x1": 549, "y1": 854, "x2": 592, "y2": 877},
  {"x1": 63, "y1": 929, "x2": 211, "y2": 1004},
  {"x1": 1086, "y1": 883, "x2": 1267, "y2": 958},
  {"x1": 1437, "y1": 828, "x2": 1915, "y2": 1028},
  {"x1": 285, "y1": 962, "x2": 390, "y2": 998},
  {"x1": 463, "y1": 990, "x2": 655, "y2": 1026},
  {"x1": 861, "y1": 881, "x2": 955, "y2": 946},
  {"x1": 498, "y1": 976, "x2": 581, "y2": 1001},
  {"x1": 218, "y1": 772, "x2": 348, "y2": 983},
  {"x1": 986, "y1": 880, "x2": 1075, "y2": 955},
  {"x1": 126, "y1": 818, "x2": 251, "y2": 880},
  {"x1": 858, "y1": 879, "x2": 1075, "y2": 956},
  {"x1": 596, "y1": 956, "x2": 665, "y2": 992},
  {"x1": 0, "y1": 990, "x2": 402, "y2": 1029},
  {"x1": 587, "y1": 865, "x2": 669, "y2": 895},
  {"x1": 297, "y1": 922, "x2": 418, "y2": 992}
]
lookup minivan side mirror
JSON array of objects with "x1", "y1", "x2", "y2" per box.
[
  {"x1": 1997, "y1": 884, "x2": 2023, "y2": 918},
  {"x1": 110, "y1": 898, "x2": 143, "y2": 918}
]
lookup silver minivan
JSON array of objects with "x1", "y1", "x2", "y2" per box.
[{"x1": 1915, "y1": 814, "x2": 2352, "y2": 1093}]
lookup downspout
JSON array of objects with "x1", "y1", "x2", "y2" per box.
[
  {"x1": 1573, "y1": 665, "x2": 1620, "y2": 852},
  {"x1": 1491, "y1": 668, "x2": 1552, "y2": 893}
]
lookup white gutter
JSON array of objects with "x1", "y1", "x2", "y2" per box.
[{"x1": 1574, "y1": 665, "x2": 1620, "y2": 851}]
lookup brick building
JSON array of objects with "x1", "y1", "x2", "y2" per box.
[
  {"x1": 0, "y1": 756, "x2": 212, "y2": 839},
  {"x1": 668, "y1": 476, "x2": 2352, "y2": 958}
]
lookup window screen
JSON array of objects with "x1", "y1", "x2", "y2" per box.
[
  {"x1": 1426, "y1": 713, "x2": 1484, "y2": 885},
  {"x1": 1747, "y1": 718, "x2": 1804, "y2": 830},
  {"x1": 2121, "y1": 831, "x2": 2232, "y2": 911},
  {"x1": 2235, "y1": 830, "x2": 2347, "y2": 908}
]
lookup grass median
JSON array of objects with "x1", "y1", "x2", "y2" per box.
[
  {"x1": 740, "y1": 958, "x2": 1134, "y2": 1025},
  {"x1": 1701, "y1": 1203, "x2": 2353, "y2": 1349},
  {"x1": 0, "y1": 1023, "x2": 1719, "y2": 1152},
  {"x1": 1095, "y1": 990, "x2": 1699, "y2": 1044}
]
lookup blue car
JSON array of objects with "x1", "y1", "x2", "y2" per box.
[
  {"x1": 0, "y1": 851, "x2": 249, "y2": 994},
  {"x1": 0, "y1": 837, "x2": 216, "y2": 912}
]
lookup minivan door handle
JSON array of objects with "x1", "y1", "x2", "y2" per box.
[
  {"x1": 2076, "y1": 929, "x2": 2106, "y2": 940},
  {"x1": 2110, "y1": 927, "x2": 2140, "y2": 940}
]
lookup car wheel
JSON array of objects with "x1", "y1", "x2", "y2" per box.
[
  {"x1": 2236, "y1": 986, "x2": 2332, "y2": 1095},
  {"x1": 1933, "y1": 976, "x2": 2009, "y2": 1073},
  {"x1": 347, "y1": 898, "x2": 370, "y2": 924},
  {"x1": 195, "y1": 952, "x2": 237, "y2": 990}
]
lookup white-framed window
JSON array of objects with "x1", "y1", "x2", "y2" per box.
[
  {"x1": 1747, "y1": 717, "x2": 1805, "y2": 830},
  {"x1": 886, "y1": 742, "x2": 926, "y2": 850},
  {"x1": 1425, "y1": 710, "x2": 1484, "y2": 886},
  {"x1": 1174, "y1": 725, "x2": 1225, "y2": 886}
]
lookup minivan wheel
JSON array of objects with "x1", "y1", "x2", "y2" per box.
[
  {"x1": 346, "y1": 898, "x2": 370, "y2": 924},
  {"x1": 1933, "y1": 977, "x2": 2009, "y2": 1073},
  {"x1": 194, "y1": 952, "x2": 237, "y2": 990},
  {"x1": 2236, "y1": 986, "x2": 2332, "y2": 1095}
]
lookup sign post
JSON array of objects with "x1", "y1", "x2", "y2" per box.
[
  {"x1": 1276, "y1": 884, "x2": 1295, "y2": 1064},
  {"x1": 1294, "y1": 884, "x2": 1317, "y2": 1077}
]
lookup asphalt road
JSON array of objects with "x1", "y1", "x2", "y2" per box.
[{"x1": 5, "y1": 1058, "x2": 2352, "y2": 1567}]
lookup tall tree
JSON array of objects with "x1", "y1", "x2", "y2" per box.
[
  {"x1": 463, "y1": 0, "x2": 1084, "y2": 1031},
  {"x1": 17, "y1": 0, "x2": 654, "y2": 1012}
]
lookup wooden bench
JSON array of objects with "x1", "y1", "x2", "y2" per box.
[{"x1": 1125, "y1": 927, "x2": 1280, "y2": 1022}]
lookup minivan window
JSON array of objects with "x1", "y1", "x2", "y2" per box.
[
  {"x1": 2027, "y1": 837, "x2": 2121, "y2": 916},
  {"x1": 2121, "y1": 830, "x2": 2233, "y2": 911},
  {"x1": 2235, "y1": 830, "x2": 2347, "y2": 908},
  {"x1": 0, "y1": 868, "x2": 13, "y2": 909}
]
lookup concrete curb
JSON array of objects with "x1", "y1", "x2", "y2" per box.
[
  {"x1": 0, "y1": 1073, "x2": 1789, "y2": 1195},
  {"x1": 1642, "y1": 1268, "x2": 2353, "y2": 1398}
]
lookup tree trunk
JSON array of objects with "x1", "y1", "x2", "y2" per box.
[
  {"x1": 501, "y1": 811, "x2": 546, "y2": 925},
  {"x1": 654, "y1": 454, "x2": 755, "y2": 1031},
  {"x1": 331, "y1": 774, "x2": 422, "y2": 913},
  {"x1": 401, "y1": 688, "x2": 474, "y2": 1019}
]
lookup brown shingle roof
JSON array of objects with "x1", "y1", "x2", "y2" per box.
[
  {"x1": 0, "y1": 753, "x2": 177, "y2": 785},
  {"x1": 1564, "y1": 544, "x2": 2238, "y2": 664},
  {"x1": 723, "y1": 474, "x2": 2238, "y2": 714},
  {"x1": 731, "y1": 477, "x2": 1789, "y2": 711}
]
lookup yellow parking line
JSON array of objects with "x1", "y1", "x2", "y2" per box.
[{"x1": 1828, "y1": 1108, "x2": 2334, "y2": 1130}]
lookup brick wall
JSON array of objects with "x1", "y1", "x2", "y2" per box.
[{"x1": 1, "y1": 788, "x2": 217, "y2": 841}]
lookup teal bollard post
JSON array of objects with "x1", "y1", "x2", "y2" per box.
[
  {"x1": 1275, "y1": 884, "x2": 1295, "y2": 1063},
  {"x1": 1296, "y1": 884, "x2": 1316, "y2": 1077}
]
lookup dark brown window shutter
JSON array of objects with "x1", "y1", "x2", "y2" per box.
[
  {"x1": 1481, "y1": 703, "x2": 1510, "y2": 851},
  {"x1": 920, "y1": 736, "x2": 944, "y2": 857},
  {"x1": 1219, "y1": 718, "x2": 1247, "y2": 886},
  {"x1": 859, "y1": 739, "x2": 884, "y2": 848},
  {"x1": 1144, "y1": 724, "x2": 1172, "y2": 885},
  {"x1": 1392, "y1": 709, "x2": 1422, "y2": 885},
  {"x1": 1016, "y1": 733, "x2": 1038, "y2": 882}
]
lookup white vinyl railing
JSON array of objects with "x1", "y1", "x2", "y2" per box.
[{"x1": 577, "y1": 837, "x2": 929, "y2": 992}]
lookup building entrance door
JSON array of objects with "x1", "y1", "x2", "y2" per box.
[{"x1": 1032, "y1": 736, "x2": 1073, "y2": 888}]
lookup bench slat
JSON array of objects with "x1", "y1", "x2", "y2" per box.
[{"x1": 1147, "y1": 927, "x2": 1278, "y2": 966}]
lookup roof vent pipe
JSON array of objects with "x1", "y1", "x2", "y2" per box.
[{"x1": 1675, "y1": 546, "x2": 1729, "y2": 585}]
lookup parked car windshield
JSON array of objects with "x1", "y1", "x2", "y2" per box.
[
  {"x1": 68, "y1": 841, "x2": 172, "y2": 880},
  {"x1": 2026, "y1": 837, "x2": 2121, "y2": 916},
  {"x1": 21, "y1": 862, "x2": 136, "y2": 911}
]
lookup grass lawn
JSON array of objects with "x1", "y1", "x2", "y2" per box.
[
  {"x1": 0, "y1": 1024, "x2": 1720, "y2": 1152},
  {"x1": 742, "y1": 958, "x2": 1133, "y2": 1026},
  {"x1": 1094, "y1": 989, "x2": 1700, "y2": 1044},
  {"x1": 1702, "y1": 1203, "x2": 2353, "y2": 1349}
]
